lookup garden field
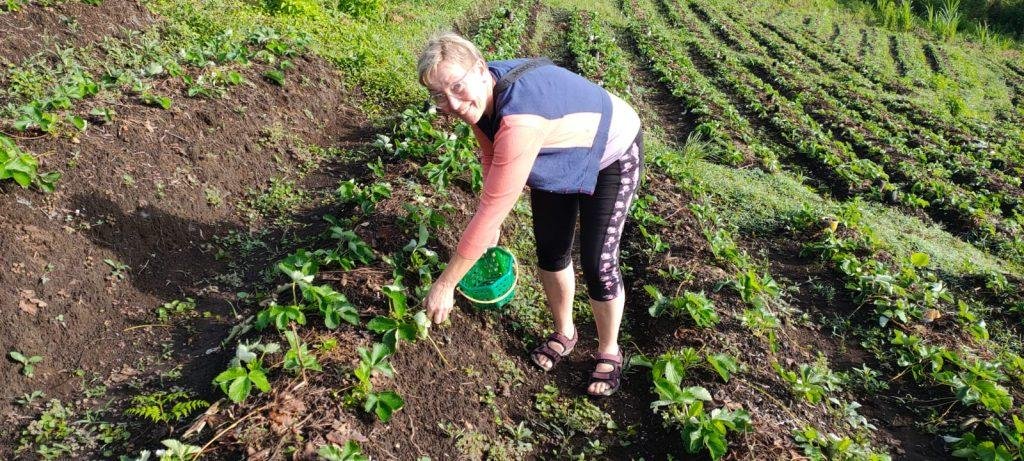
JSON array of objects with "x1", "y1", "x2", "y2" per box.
[{"x1": 1, "y1": 0, "x2": 1023, "y2": 459}]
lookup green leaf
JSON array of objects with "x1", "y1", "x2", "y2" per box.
[
  {"x1": 910, "y1": 252, "x2": 930, "y2": 268},
  {"x1": 67, "y1": 115, "x2": 87, "y2": 132},
  {"x1": 214, "y1": 366, "x2": 247, "y2": 385},
  {"x1": 227, "y1": 375, "x2": 252, "y2": 403},
  {"x1": 265, "y1": 69, "x2": 286, "y2": 85},
  {"x1": 367, "y1": 316, "x2": 398, "y2": 332},
  {"x1": 249, "y1": 369, "x2": 271, "y2": 392},
  {"x1": 707, "y1": 353, "x2": 739, "y2": 383},
  {"x1": 705, "y1": 430, "x2": 728, "y2": 460},
  {"x1": 682, "y1": 386, "x2": 713, "y2": 402}
]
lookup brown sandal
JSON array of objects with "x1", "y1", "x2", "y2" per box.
[
  {"x1": 530, "y1": 329, "x2": 578, "y2": 372},
  {"x1": 587, "y1": 349, "x2": 624, "y2": 397}
]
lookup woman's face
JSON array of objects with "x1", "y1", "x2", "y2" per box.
[{"x1": 426, "y1": 59, "x2": 491, "y2": 124}]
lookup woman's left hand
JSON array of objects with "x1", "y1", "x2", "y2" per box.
[{"x1": 424, "y1": 279, "x2": 456, "y2": 324}]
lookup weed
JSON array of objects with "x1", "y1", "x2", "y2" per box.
[
  {"x1": 534, "y1": 384, "x2": 616, "y2": 434},
  {"x1": 124, "y1": 390, "x2": 208, "y2": 426},
  {"x1": 16, "y1": 390, "x2": 45, "y2": 406},
  {"x1": 104, "y1": 258, "x2": 130, "y2": 281},
  {"x1": 9, "y1": 350, "x2": 43, "y2": 377},
  {"x1": 204, "y1": 186, "x2": 223, "y2": 206},
  {"x1": 156, "y1": 298, "x2": 197, "y2": 322}
]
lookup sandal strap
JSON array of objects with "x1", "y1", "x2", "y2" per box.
[
  {"x1": 548, "y1": 331, "x2": 578, "y2": 351},
  {"x1": 532, "y1": 344, "x2": 562, "y2": 364},
  {"x1": 594, "y1": 351, "x2": 622, "y2": 364},
  {"x1": 591, "y1": 370, "x2": 621, "y2": 381}
]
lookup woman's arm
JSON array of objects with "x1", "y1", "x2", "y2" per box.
[{"x1": 425, "y1": 115, "x2": 548, "y2": 324}]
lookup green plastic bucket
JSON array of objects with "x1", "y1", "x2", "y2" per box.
[{"x1": 457, "y1": 246, "x2": 517, "y2": 310}]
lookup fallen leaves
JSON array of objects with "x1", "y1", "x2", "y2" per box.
[{"x1": 19, "y1": 289, "x2": 47, "y2": 315}]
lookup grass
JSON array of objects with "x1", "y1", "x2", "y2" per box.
[
  {"x1": 650, "y1": 139, "x2": 1019, "y2": 275},
  {"x1": 144, "y1": 0, "x2": 483, "y2": 118}
]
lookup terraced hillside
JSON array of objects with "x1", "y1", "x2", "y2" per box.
[{"x1": 1, "y1": 0, "x2": 1022, "y2": 459}]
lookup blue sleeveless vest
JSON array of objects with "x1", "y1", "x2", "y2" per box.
[{"x1": 476, "y1": 59, "x2": 613, "y2": 195}]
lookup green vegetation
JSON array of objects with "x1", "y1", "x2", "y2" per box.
[{"x1": 4, "y1": 0, "x2": 1024, "y2": 458}]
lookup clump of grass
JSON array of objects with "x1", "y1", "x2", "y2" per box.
[
  {"x1": 926, "y1": 0, "x2": 962, "y2": 41},
  {"x1": 875, "y1": 0, "x2": 914, "y2": 31}
]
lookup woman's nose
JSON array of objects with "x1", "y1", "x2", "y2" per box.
[{"x1": 445, "y1": 93, "x2": 462, "y2": 111}]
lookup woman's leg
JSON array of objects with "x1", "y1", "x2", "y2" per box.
[
  {"x1": 580, "y1": 134, "x2": 643, "y2": 394},
  {"x1": 530, "y1": 189, "x2": 579, "y2": 370}
]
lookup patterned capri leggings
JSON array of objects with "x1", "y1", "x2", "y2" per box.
[{"x1": 530, "y1": 130, "x2": 644, "y2": 301}]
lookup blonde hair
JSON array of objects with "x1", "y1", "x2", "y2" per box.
[{"x1": 417, "y1": 32, "x2": 485, "y2": 87}]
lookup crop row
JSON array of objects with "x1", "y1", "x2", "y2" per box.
[
  {"x1": 667, "y1": 0, "x2": 1024, "y2": 263},
  {"x1": 739, "y1": 20, "x2": 1024, "y2": 215},
  {"x1": 641, "y1": 148, "x2": 900, "y2": 459},
  {"x1": 649, "y1": 0, "x2": 889, "y2": 195},
  {"x1": 772, "y1": 17, "x2": 1024, "y2": 163},
  {"x1": 797, "y1": 201, "x2": 1024, "y2": 459},
  {"x1": 621, "y1": 0, "x2": 778, "y2": 170},
  {"x1": 565, "y1": 10, "x2": 631, "y2": 100},
  {"x1": 471, "y1": 0, "x2": 535, "y2": 60}
]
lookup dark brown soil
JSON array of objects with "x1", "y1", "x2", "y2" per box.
[
  {"x1": 0, "y1": 51, "x2": 371, "y2": 456},
  {"x1": 0, "y1": 0, "x2": 155, "y2": 64}
]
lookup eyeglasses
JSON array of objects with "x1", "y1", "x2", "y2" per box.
[{"x1": 429, "y1": 64, "x2": 475, "y2": 107}]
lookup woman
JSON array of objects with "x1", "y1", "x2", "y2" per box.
[{"x1": 419, "y1": 33, "x2": 642, "y2": 397}]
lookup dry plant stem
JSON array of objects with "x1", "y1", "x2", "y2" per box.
[
  {"x1": 426, "y1": 333, "x2": 454, "y2": 371},
  {"x1": 743, "y1": 380, "x2": 802, "y2": 424},
  {"x1": 192, "y1": 403, "x2": 272, "y2": 461},
  {"x1": 123, "y1": 323, "x2": 171, "y2": 331}
]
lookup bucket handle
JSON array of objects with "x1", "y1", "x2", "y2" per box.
[{"x1": 456, "y1": 248, "x2": 518, "y2": 305}]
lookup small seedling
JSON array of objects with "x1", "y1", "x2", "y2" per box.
[
  {"x1": 156, "y1": 298, "x2": 197, "y2": 322},
  {"x1": 9, "y1": 350, "x2": 43, "y2": 377},
  {"x1": 104, "y1": 258, "x2": 130, "y2": 280}
]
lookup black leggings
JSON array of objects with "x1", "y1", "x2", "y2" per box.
[{"x1": 530, "y1": 132, "x2": 643, "y2": 301}]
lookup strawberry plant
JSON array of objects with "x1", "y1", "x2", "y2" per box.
[
  {"x1": 353, "y1": 343, "x2": 395, "y2": 393},
  {"x1": 315, "y1": 215, "x2": 375, "y2": 269},
  {"x1": 156, "y1": 298, "x2": 196, "y2": 322},
  {"x1": 153, "y1": 439, "x2": 202, "y2": 461},
  {"x1": 302, "y1": 284, "x2": 358, "y2": 329},
  {"x1": 794, "y1": 425, "x2": 892, "y2": 460},
  {"x1": 336, "y1": 179, "x2": 391, "y2": 214},
  {"x1": 367, "y1": 283, "x2": 429, "y2": 351},
  {"x1": 724, "y1": 269, "x2": 780, "y2": 310},
  {"x1": 14, "y1": 102, "x2": 57, "y2": 133},
  {"x1": 213, "y1": 341, "x2": 279, "y2": 403},
  {"x1": 1, "y1": 135, "x2": 60, "y2": 192},
  {"x1": 644, "y1": 286, "x2": 719, "y2": 328},
  {"x1": 639, "y1": 352, "x2": 752, "y2": 460},
  {"x1": 773, "y1": 357, "x2": 845, "y2": 405},
  {"x1": 364, "y1": 390, "x2": 404, "y2": 423},
  {"x1": 706, "y1": 353, "x2": 740, "y2": 383},
  {"x1": 567, "y1": 10, "x2": 630, "y2": 97},
  {"x1": 318, "y1": 441, "x2": 369, "y2": 461},
  {"x1": 255, "y1": 302, "x2": 306, "y2": 330},
  {"x1": 374, "y1": 107, "x2": 482, "y2": 193},
  {"x1": 348, "y1": 343, "x2": 403, "y2": 423},
  {"x1": 282, "y1": 330, "x2": 322, "y2": 374}
]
